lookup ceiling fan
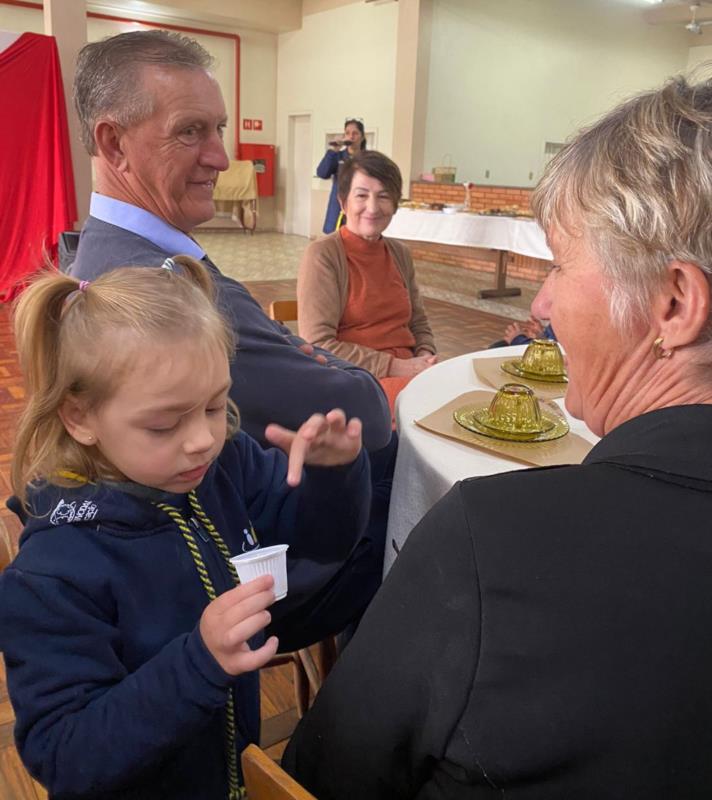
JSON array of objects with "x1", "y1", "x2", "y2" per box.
[{"x1": 686, "y1": 2, "x2": 712, "y2": 33}]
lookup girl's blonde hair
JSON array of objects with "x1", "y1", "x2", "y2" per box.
[{"x1": 12, "y1": 256, "x2": 238, "y2": 504}]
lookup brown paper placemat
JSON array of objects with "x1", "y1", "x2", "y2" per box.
[
  {"x1": 474, "y1": 357, "x2": 566, "y2": 401},
  {"x1": 416, "y1": 390, "x2": 592, "y2": 467}
]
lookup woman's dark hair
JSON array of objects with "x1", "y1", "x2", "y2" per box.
[
  {"x1": 344, "y1": 118, "x2": 367, "y2": 151},
  {"x1": 337, "y1": 150, "x2": 403, "y2": 207}
]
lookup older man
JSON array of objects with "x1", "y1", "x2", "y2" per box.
[{"x1": 68, "y1": 30, "x2": 393, "y2": 650}]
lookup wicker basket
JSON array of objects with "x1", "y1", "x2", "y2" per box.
[{"x1": 433, "y1": 154, "x2": 456, "y2": 183}]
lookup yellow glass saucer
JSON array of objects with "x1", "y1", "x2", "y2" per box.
[
  {"x1": 453, "y1": 382, "x2": 570, "y2": 442},
  {"x1": 501, "y1": 339, "x2": 568, "y2": 384}
]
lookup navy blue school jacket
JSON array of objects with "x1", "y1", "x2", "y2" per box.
[{"x1": 0, "y1": 431, "x2": 369, "y2": 799}]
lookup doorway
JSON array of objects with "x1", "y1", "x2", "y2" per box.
[{"x1": 286, "y1": 113, "x2": 312, "y2": 237}]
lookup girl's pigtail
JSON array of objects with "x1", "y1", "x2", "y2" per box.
[
  {"x1": 170, "y1": 255, "x2": 216, "y2": 301},
  {"x1": 11, "y1": 271, "x2": 87, "y2": 502}
]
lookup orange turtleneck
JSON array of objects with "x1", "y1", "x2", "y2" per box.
[{"x1": 337, "y1": 226, "x2": 416, "y2": 358}]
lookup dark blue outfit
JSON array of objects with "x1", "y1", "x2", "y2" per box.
[
  {"x1": 0, "y1": 432, "x2": 369, "y2": 799},
  {"x1": 68, "y1": 204, "x2": 393, "y2": 653},
  {"x1": 316, "y1": 149, "x2": 350, "y2": 234}
]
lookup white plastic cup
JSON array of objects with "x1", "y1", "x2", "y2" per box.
[{"x1": 229, "y1": 544, "x2": 289, "y2": 601}]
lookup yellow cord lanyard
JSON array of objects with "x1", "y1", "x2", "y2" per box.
[{"x1": 156, "y1": 490, "x2": 248, "y2": 800}]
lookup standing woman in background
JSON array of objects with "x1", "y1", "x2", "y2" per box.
[{"x1": 317, "y1": 118, "x2": 366, "y2": 233}]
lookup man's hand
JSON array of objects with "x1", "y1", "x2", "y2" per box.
[
  {"x1": 298, "y1": 342, "x2": 328, "y2": 366},
  {"x1": 264, "y1": 409, "x2": 362, "y2": 487}
]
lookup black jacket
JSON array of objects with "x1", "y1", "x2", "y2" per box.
[{"x1": 285, "y1": 405, "x2": 712, "y2": 799}]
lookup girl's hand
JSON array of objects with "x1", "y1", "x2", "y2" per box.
[
  {"x1": 200, "y1": 574, "x2": 279, "y2": 676},
  {"x1": 503, "y1": 322, "x2": 523, "y2": 344},
  {"x1": 264, "y1": 408, "x2": 362, "y2": 487},
  {"x1": 521, "y1": 317, "x2": 546, "y2": 340},
  {"x1": 387, "y1": 354, "x2": 437, "y2": 378}
]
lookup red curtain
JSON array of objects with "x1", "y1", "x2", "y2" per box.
[{"x1": 0, "y1": 32, "x2": 77, "y2": 301}]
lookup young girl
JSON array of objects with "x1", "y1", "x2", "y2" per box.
[{"x1": 0, "y1": 256, "x2": 370, "y2": 799}]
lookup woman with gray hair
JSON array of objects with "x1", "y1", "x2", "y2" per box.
[{"x1": 284, "y1": 74, "x2": 712, "y2": 799}]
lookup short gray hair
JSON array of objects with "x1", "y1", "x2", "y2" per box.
[
  {"x1": 532, "y1": 74, "x2": 712, "y2": 341},
  {"x1": 73, "y1": 30, "x2": 214, "y2": 156}
]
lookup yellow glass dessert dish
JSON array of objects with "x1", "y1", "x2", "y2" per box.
[
  {"x1": 501, "y1": 339, "x2": 568, "y2": 384},
  {"x1": 453, "y1": 383, "x2": 570, "y2": 442}
]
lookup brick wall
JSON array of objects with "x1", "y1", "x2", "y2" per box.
[
  {"x1": 404, "y1": 181, "x2": 549, "y2": 283},
  {"x1": 410, "y1": 181, "x2": 533, "y2": 213}
]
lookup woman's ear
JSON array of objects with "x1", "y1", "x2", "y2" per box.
[
  {"x1": 654, "y1": 260, "x2": 710, "y2": 349},
  {"x1": 94, "y1": 120, "x2": 129, "y2": 171},
  {"x1": 58, "y1": 396, "x2": 97, "y2": 447}
]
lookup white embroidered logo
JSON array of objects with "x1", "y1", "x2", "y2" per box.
[
  {"x1": 49, "y1": 498, "x2": 98, "y2": 526},
  {"x1": 241, "y1": 526, "x2": 259, "y2": 552}
]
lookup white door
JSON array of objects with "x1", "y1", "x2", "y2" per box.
[{"x1": 287, "y1": 114, "x2": 312, "y2": 237}]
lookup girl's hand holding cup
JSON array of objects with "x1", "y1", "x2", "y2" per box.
[
  {"x1": 200, "y1": 574, "x2": 279, "y2": 675},
  {"x1": 264, "y1": 409, "x2": 362, "y2": 487}
]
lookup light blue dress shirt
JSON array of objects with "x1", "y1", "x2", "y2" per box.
[{"x1": 89, "y1": 193, "x2": 205, "y2": 260}]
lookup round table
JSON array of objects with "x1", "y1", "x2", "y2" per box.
[{"x1": 383, "y1": 345, "x2": 599, "y2": 575}]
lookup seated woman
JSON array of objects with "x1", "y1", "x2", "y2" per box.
[
  {"x1": 299, "y1": 150, "x2": 437, "y2": 416},
  {"x1": 316, "y1": 117, "x2": 367, "y2": 234},
  {"x1": 285, "y1": 75, "x2": 712, "y2": 797}
]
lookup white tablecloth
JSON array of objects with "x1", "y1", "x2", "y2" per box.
[
  {"x1": 383, "y1": 346, "x2": 598, "y2": 575},
  {"x1": 384, "y1": 208, "x2": 552, "y2": 261}
]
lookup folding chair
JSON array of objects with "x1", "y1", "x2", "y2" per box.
[{"x1": 268, "y1": 300, "x2": 298, "y2": 325}]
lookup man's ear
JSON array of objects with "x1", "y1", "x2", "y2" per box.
[
  {"x1": 58, "y1": 396, "x2": 97, "y2": 447},
  {"x1": 94, "y1": 120, "x2": 129, "y2": 171},
  {"x1": 653, "y1": 260, "x2": 710, "y2": 349}
]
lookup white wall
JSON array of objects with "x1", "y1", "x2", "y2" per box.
[
  {"x1": 687, "y1": 45, "x2": 712, "y2": 72},
  {"x1": 423, "y1": 0, "x2": 690, "y2": 187},
  {"x1": 0, "y1": 4, "x2": 279, "y2": 227},
  {"x1": 275, "y1": 1, "x2": 399, "y2": 235}
]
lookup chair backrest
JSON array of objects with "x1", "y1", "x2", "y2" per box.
[
  {"x1": 0, "y1": 516, "x2": 17, "y2": 572},
  {"x1": 241, "y1": 745, "x2": 316, "y2": 800},
  {"x1": 58, "y1": 231, "x2": 80, "y2": 273},
  {"x1": 268, "y1": 299, "x2": 298, "y2": 324}
]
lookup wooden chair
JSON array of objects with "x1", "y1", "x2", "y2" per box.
[
  {"x1": 268, "y1": 299, "x2": 298, "y2": 324},
  {"x1": 261, "y1": 638, "x2": 338, "y2": 749},
  {"x1": 241, "y1": 744, "x2": 316, "y2": 800},
  {"x1": 0, "y1": 516, "x2": 17, "y2": 572}
]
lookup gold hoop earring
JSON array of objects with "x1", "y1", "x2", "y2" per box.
[{"x1": 652, "y1": 336, "x2": 672, "y2": 360}]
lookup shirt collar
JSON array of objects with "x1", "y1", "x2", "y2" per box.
[
  {"x1": 89, "y1": 193, "x2": 205, "y2": 260},
  {"x1": 584, "y1": 404, "x2": 712, "y2": 485}
]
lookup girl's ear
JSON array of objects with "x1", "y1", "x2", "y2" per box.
[{"x1": 58, "y1": 396, "x2": 97, "y2": 447}]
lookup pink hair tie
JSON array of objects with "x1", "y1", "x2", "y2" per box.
[{"x1": 78, "y1": 280, "x2": 90, "y2": 292}]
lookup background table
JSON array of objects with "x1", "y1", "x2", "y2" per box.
[
  {"x1": 384, "y1": 208, "x2": 552, "y2": 299},
  {"x1": 384, "y1": 345, "x2": 598, "y2": 575}
]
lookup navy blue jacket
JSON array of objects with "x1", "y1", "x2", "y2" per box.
[
  {"x1": 316, "y1": 149, "x2": 350, "y2": 234},
  {"x1": 0, "y1": 432, "x2": 369, "y2": 799},
  {"x1": 68, "y1": 216, "x2": 391, "y2": 453}
]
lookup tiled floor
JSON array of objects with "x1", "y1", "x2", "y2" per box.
[
  {"x1": 0, "y1": 231, "x2": 541, "y2": 797},
  {"x1": 194, "y1": 229, "x2": 539, "y2": 322}
]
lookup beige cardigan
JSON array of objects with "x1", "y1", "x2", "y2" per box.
[{"x1": 297, "y1": 232, "x2": 436, "y2": 378}]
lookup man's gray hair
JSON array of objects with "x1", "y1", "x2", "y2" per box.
[
  {"x1": 532, "y1": 73, "x2": 712, "y2": 343},
  {"x1": 73, "y1": 30, "x2": 214, "y2": 156}
]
